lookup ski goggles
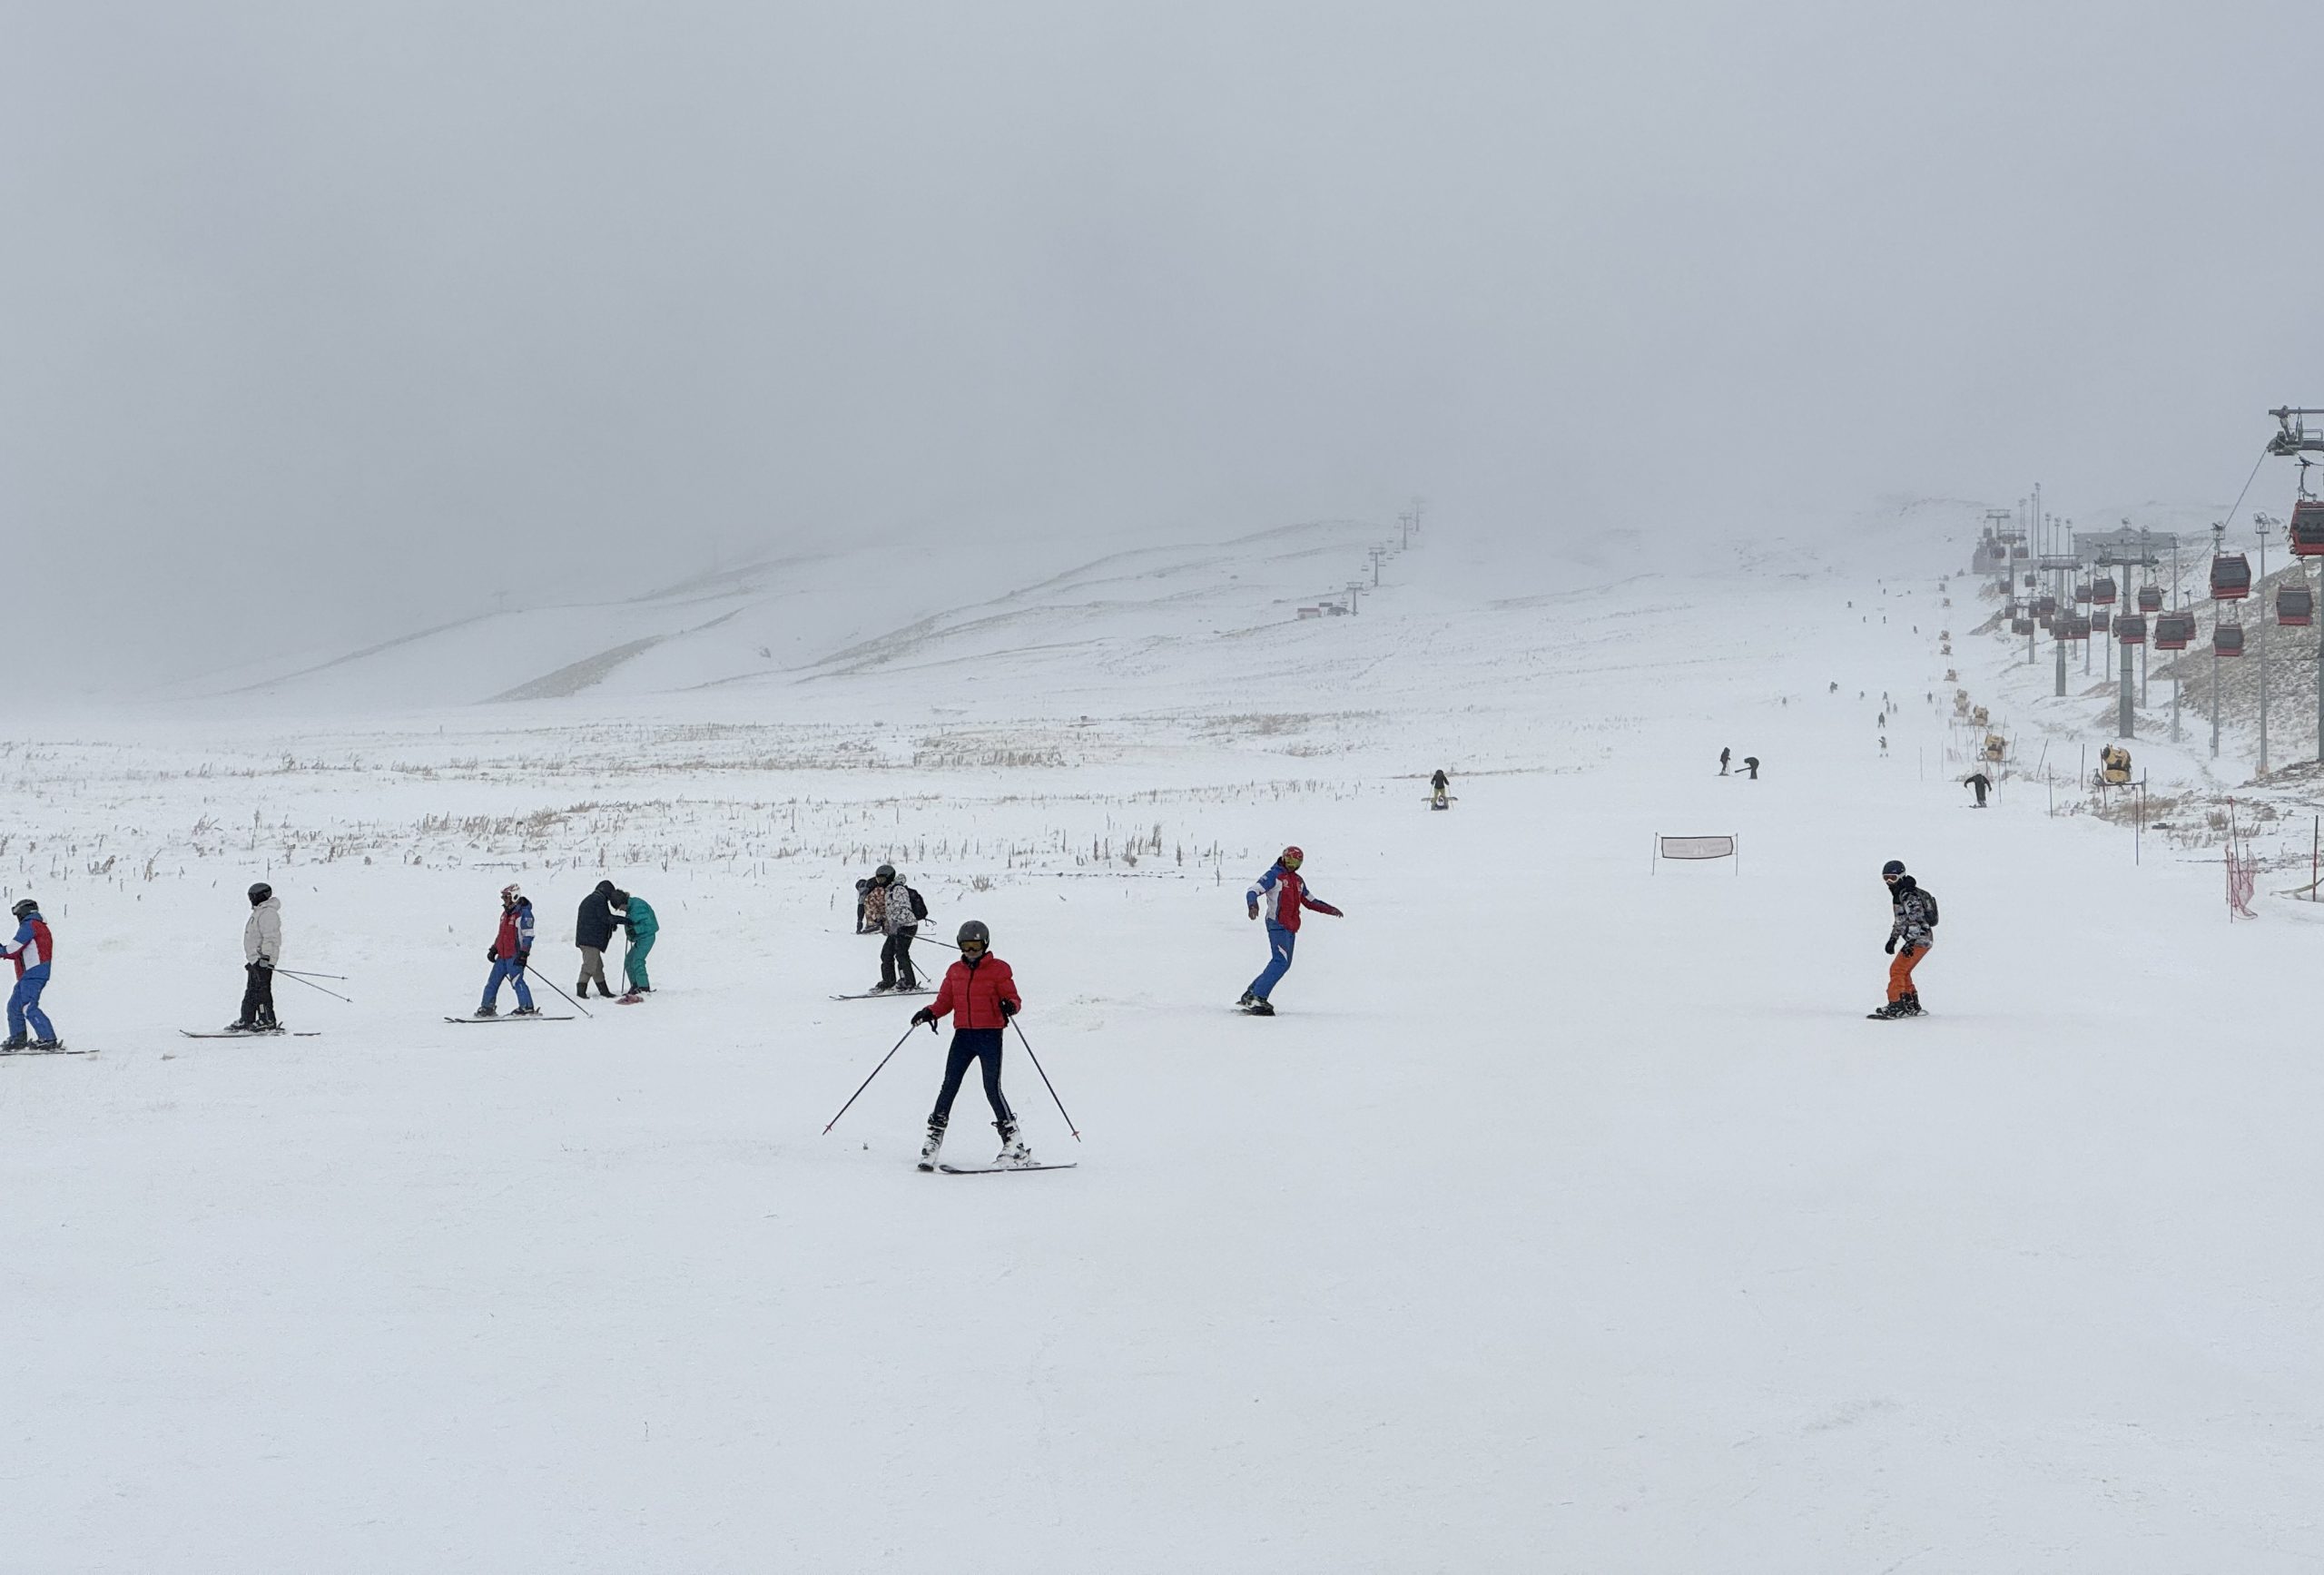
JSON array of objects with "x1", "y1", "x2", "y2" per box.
[{"x1": 960, "y1": 939, "x2": 988, "y2": 958}]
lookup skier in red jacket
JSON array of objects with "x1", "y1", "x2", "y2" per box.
[
  {"x1": 909, "y1": 920, "x2": 1027, "y2": 1169},
  {"x1": 1237, "y1": 846, "x2": 1343, "y2": 1016}
]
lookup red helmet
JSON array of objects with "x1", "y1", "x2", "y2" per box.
[{"x1": 1280, "y1": 846, "x2": 1304, "y2": 868}]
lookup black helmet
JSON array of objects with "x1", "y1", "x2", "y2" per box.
[
  {"x1": 249, "y1": 882, "x2": 272, "y2": 905},
  {"x1": 9, "y1": 898, "x2": 34, "y2": 920},
  {"x1": 875, "y1": 864, "x2": 896, "y2": 884},
  {"x1": 957, "y1": 920, "x2": 990, "y2": 953},
  {"x1": 1881, "y1": 860, "x2": 1906, "y2": 879}
]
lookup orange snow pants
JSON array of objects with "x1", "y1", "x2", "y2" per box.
[{"x1": 1886, "y1": 943, "x2": 1927, "y2": 1002}]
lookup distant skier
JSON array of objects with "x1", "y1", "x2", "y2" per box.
[
  {"x1": 225, "y1": 882, "x2": 282, "y2": 1032},
  {"x1": 868, "y1": 864, "x2": 924, "y2": 994},
  {"x1": 0, "y1": 897, "x2": 59, "y2": 1050},
  {"x1": 574, "y1": 880, "x2": 625, "y2": 999},
  {"x1": 617, "y1": 891, "x2": 658, "y2": 999},
  {"x1": 1742, "y1": 755, "x2": 1760, "y2": 780},
  {"x1": 1879, "y1": 735, "x2": 1889, "y2": 755},
  {"x1": 1870, "y1": 860, "x2": 1936, "y2": 1019},
  {"x1": 909, "y1": 920, "x2": 1027, "y2": 1170},
  {"x1": 1718, "y1": 747, "x2": 1730, "y2": 776},
  {"x1": 1237, "y1": 846, "x2": 1343, "y2": 1016},
  {"x1": 1964, "y1": 771, "x2": 1991, "y2": 808},
  {"x1": 478, "y1": 884, "x2": 539, "y2": 1018},
  {"x1": 1430, "y1": 769, "x2": 1452, "y2": 809}
]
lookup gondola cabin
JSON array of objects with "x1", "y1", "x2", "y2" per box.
[
  {"x1": 2093, "y1": 610, "x2": 2111, "y2": 634},
  {"x1": 2279, "y1": 585, "x2": 2314, "y2": 626},
  {"x1": 2073, "y1": 582, "x2": 2093, "y2": 605},
  {"x1": 2116, "y1": 615, "x2": 2147, "y2": 645},
  {"x1": 2211, "y1": 554, "x2": 2251, "y2": 600},
  {"x1": 2011, "y1": 616, "x2": 2035, "y2": 635},
  {"x1": 2057, "y1": 615, "x2": 2091, "y2": 641},
  {"x1": 2214, "y1": 624, "x2": 2246, "y2": 656},
  {"x1": 2035, "y1": 595, "x2": 2058, "y2": 617},
  {"x1": 2290, "y1": 500, "x2": 2324, "y2": 558},
  {"x1": 2092, "y1": 576, "x2": 2117, "y2": 605},
  {"x1": 2137, "y1": 586, "x2": 2162, "y2": 613},
  {"x1": 2154, "y1": 613, "x2": 2195, "y2": 650}
]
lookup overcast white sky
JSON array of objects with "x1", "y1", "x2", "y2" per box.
[{"x1": 4, "y1": 0, "x2": 2318, "y2": 685}]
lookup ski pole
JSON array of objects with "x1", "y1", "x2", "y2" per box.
[
  {"x1": 272, "y1": 968, "x2": 350, "y2": 981},
  {"x1": 270, "y1": 968, "x2": 353, "y2": 1004},
  {"x1": 1009, "y1": 1016, "x2": 1080, "y2": 1141},
  {"x1": 823, "y1": 1020, "x2": 933, "y2": 1134},
  {"x1": 522, "y1": 962, "x2": 595, "y2": 1019}
]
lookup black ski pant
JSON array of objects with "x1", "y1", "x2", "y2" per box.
[
  {"x1": 931, "y1": 1028, "x2": 1012, "y2": 1126},
  {"x1": 239, "y1": 962, "x2": 277, "y2": 1026},
  {"x1": 881, "y1": 927, "x2": 919, "y2": 989}
]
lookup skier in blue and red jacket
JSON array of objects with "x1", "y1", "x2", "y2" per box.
[
  {"x1": 2, "y1": 897, "x2": 59, "y2": 1049},
  {"x1": 478, "y1": 884, "x2": 539, "y2": 1017},
  {"x1": 1238, "y1": 846, "x2": 1343, "y2": 1016}
]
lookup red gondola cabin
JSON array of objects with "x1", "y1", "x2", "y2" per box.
[
  {"x1": 2211, "y1": 554, "x2": 2251, "y2": 600},
  {"x1": 2278, "y1": 585, "x2": 2314, "y2": 626}
]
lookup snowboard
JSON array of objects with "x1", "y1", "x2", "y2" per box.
[
  {"x1": 0, "y1": 1042, "x2": 91, "y2": 1056},
  {"x1": 444, "y1": 1014, "x2": 575, "y2": 1024},
  {"x1": 180, "y1": 1029, "x2": 322, "y2": 1039},
  {"x1": 830, "y1": 989, "x2": 935, "y2": 1001},
  {"x1": 937, "y1": 1162, "x2": 1078, "y2": 1175}
]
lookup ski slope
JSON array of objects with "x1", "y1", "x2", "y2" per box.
[{"x1": 5, "y1": 505, "x2": 2320, "y2": 1572}]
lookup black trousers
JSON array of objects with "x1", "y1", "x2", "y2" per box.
[
  {"x1": 240, "y1": 962, "x2": 277, "y2": 1026},
  {"x1": 881, "y1": 927, "x2": 919, "y2": 989},
  {"x1": 931, "y1": 1028, "x2": 1012, "y2": 1125}
]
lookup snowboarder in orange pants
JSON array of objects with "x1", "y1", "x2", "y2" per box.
[{"x1": 1871, "y1": 859, "x2": 1936, "y2": 1019}]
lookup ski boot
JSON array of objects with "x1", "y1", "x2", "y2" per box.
[
  {"x1": 29, "y1": 1039, "x2": 60, "y2": 1051},
  {"x1": 917, "y1": 1114, "x2": 948, "y2": 1172},
  {"x1": 868, "y1": 981, "x2": 894, "y2": 995},
  {"x1": 994, "y1": 1118, "x2": 1031, "y2": 1167},
  {"x1": 510, "y1": 1005, "x2": 542, "y2": 1018},
  {"x1": 474, "y1": 1003, "x2": 498, "y2": 1018},
  {"x1": 1243, "y1": 998, "x2": 1275, "y2": 1017},
  {"x1": 223, "y1": 1020, "x2": 256, "y2": 1033},
  {"x1": 0, "y1": 1032, "x2": 25, "y2": 1052}
]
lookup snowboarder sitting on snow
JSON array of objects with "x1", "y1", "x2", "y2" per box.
[
  {"x1": 478, "y1": 884, "x2": 539, "y2": 1018},
  {"x1": 1871, "y1": 860, "x2": 1936, "y2": 1019},
  {"x1": 1, "y1": 897, "x2": 59, "y2": 1050},
  {"x1": 868, "y1": 864, "x2": 924, "y2": 993},
  {"x1": 226, "y1": 882, "x2": 282, "y2": 1032},
  {"x1": 1238, "y1": 846, "x2": 1343, "y2": 1016},
  {"x1": 909, "y1": 920, "x2": 1027, "y2": 1169},
  {"x1": 1430, "y1": 769, "x2": 1452, "y2": 809},
  {"x1": 1742, "y1": 755, "x2": 1760, "y2": 780},
  {"x1": 617, "y1": 891, "x2": 657, "y2": 999}
]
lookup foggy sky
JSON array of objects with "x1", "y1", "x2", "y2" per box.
[{"x1": 5, "y1": 0, "x2": 2319, "y2": 688}]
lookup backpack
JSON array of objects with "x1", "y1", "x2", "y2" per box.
[
  {"x1": 907, "y1": 886, "x2": 929, "y2": 920},
  {"x1": 1915, "y1": 887, "x2": 1939, "y2": 927}
]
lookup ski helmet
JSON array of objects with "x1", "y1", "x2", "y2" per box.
[
  {"x1": 9, "y1": 898, "x2": 34, "y2": 920},
  {"x1": 500, "y1": 883, "x2": 523, "y2": 903},
  {"x1": 248, "y1": 882, "x2": 272, "y2": 905},
  {"x1": 957, "y1": 920, "x2": 990, "y2": 954},
  {"x1": 1280, "y1": 846, "x2": 1304, "y2": 868},
  {"x1": 1881, "y1": 860, "x2": 1905, "y2": 879},
  {"x1": 875, "y1": 863, "x2": 896, "y2": 884}
]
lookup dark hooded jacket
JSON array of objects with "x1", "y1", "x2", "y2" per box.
[{"x1": 576, "y1": 881, "x2": 624, "y2": 950}]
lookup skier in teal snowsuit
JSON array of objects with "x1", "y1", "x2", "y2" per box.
[{"x1": 619, "y1": 894, "x2": 658, "y2": 996}]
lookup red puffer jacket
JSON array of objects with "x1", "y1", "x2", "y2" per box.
[{"x1": 931, "y1": 955, "x2": 1020, "y2": 1029}]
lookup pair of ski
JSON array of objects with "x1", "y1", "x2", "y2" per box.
[
  {"x1": 179, "y1": 1028, "x2": 322, "y2": 1039},
  {"x1": 830, "y1": 988, "x2": 933, "y2": 1001},
  {"x1": 444, "y1": 1013, "x2": 576, "y2": 1024},
  {"x1": 927, "y1": 1159, "x2": 1076, "y2": 1175},
  {"x1": 0, "y1": 1042, "x2": 90, "y2": 1056}
]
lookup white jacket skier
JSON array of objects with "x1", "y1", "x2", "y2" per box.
[{"x1": 244, "y1": 894, "x2": 282, "y2": 965}]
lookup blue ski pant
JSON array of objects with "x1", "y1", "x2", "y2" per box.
[
  {"x1": 8, "y1": 972, "x2": 54, "y2": 1040},
  {"x1": 1248, "y1": 922, "x2": 1296, "y2": 1001},
  {"x1": 481, "y1": 957, "x2": 534, "y2": 1012},
  {"x1": 931, "y1": 1028, "x2": 1013, "y2": 1125}
]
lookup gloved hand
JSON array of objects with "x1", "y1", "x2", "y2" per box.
[
  {"x1": 256, "y1": 956, "x2": 273, "y2": 970},
  {"x1": 1247, "y1": 902, "x2": 1260, "y2": 921},
  {"x1": 1000, "y1": 999, "x2": 1017, "y2": 1019},
  {"x1": 1884, "y1": 936, "x2": 1897, "y2": 955},
  {"x1": 911, "y1": 1007, "x2": 935, "y2": 1027},
  {"x1": 486, "y1": 946, "x2": 499, "y2": 961},
  {"x1": 517, "y1": 950, "x2": 531, "y2": 968}
]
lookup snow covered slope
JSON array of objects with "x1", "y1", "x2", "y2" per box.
[{"x1": 7, "y1": 501, "x2": 2319, "y2": 1572}]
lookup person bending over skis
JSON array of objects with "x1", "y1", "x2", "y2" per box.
[
  {"x1": 910, "y1": 920, "x2": 1027, "y2": 1169},
  {"x1": 1870, "y1": 859, "x2": 1937, "y2": 1019},
  {"x1": 1237, "y1": 845, "x2": 1343, "y2": 1016}
]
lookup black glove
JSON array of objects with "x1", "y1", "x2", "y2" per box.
[
  {"x1": 255, "y1": 956, "x2": 273, "y2": 970},
  {"x1": 1000, "y1": 999, "x2": 1018, "y2": 1019},
  {"x1": 517, "y1": 950, "x2": 531, "y2": 968},
  {"x1": 911, "y1": 1007, "x2": 935, "y2": 1027},
  {"x1": 1884, "y1": 936, "x2": 1897, "y2": 955},
  {"x1": 486, "y1": 946, "x2": 498, "y2": 961}
]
